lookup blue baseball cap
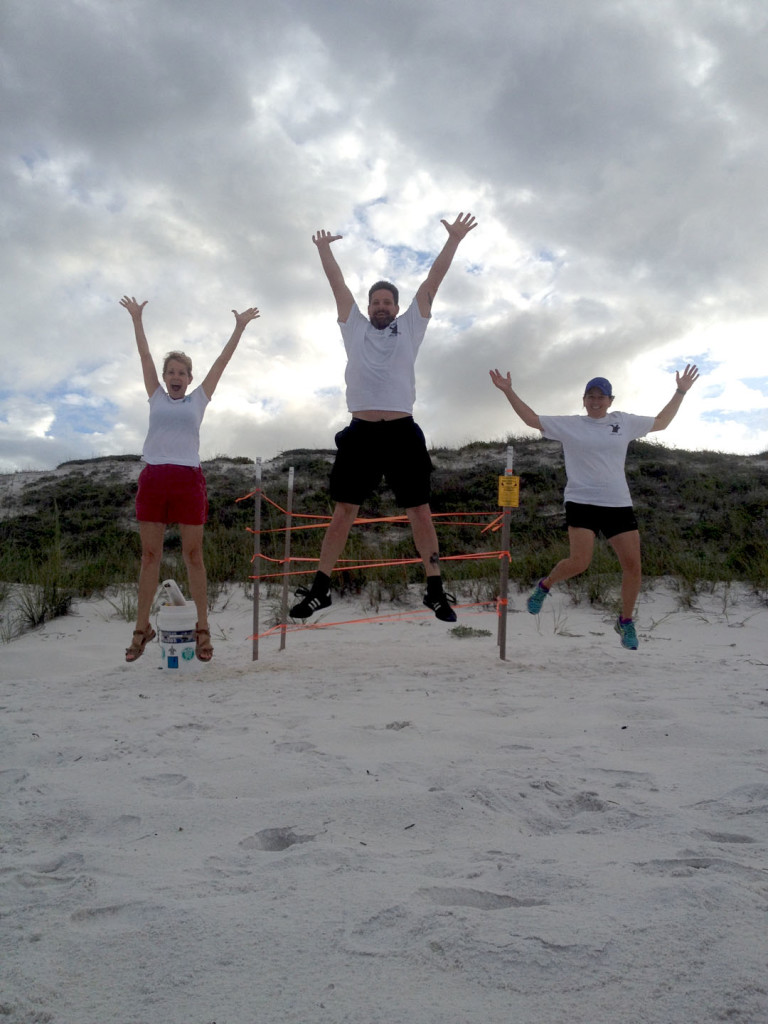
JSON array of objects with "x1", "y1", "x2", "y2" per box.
[{"x1": 584, "y1": 377, "x2": 613, "y2": 396}]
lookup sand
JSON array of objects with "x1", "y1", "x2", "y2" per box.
[{"x1": 2, "y1": 581, "x2": 768, "y2": 1024}]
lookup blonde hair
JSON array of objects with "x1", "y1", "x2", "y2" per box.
[{"x1": 162, "y1": 350, "x2": 192, "y2": 375}]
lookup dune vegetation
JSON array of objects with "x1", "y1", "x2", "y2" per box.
[{"x1": 1, "y1": 438, "x2": 767, "y2": 638}]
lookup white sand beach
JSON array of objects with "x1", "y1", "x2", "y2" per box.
[{"x1": 2, "y1": 582, "x2": 768, "y2": 1024}]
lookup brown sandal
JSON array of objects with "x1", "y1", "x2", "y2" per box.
[
  {"x1": 125, "y1": 626, "x2": 156, "y2": 663},
  {"x1": 195, "y1": 626, "x2": 213, "y2": 662}
]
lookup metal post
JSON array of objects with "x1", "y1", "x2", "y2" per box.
[
  {"x1": 279, "y1": 466, "x2": 295, "y2": 652},
  {"x1": 251, "y1": 458, "x2": 262, "y2": 662},
  {"x1": 498, "y1": 446, "x2": 514, "y2": 661}
]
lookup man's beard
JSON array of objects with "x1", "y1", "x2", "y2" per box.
[{"x1": 370, "y1": 312, "x2": 396, "y2": 329}]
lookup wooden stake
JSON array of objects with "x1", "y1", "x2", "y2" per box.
[
  {"x1": 279, "y1": 466, "x2": 294, "y2": 652},
  {"x1": 498, "y1": 446, "x2": 514, "y2": 661},
  {"x1": 251, "y1": 458, "x2": 262, "y2": 662}
]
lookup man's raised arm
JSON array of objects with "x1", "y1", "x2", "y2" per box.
[
  {"x1": 313, "y1": 230, "x2": 355, "y2": 323},
  {"x1": 415, "y1": 212, "x2": 477, "y2": 318}
]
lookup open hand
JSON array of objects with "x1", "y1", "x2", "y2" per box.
[
  {"x1": 489, "y1": 368, "x2": 513, "y2": 393},
  {"x1": 232, "y1": 307, "x2": 260, "y2": 329},
  {"x1": 119, "y1": 295, "x2": 147, "y2": 319},
  {"x1": 312, "y1": 230, "x2": 342, "y2": 247},
  {"x1": 675, "y1": 364, "x2": 700, "y2": 392},
  {"x1": 441, "y1": 212, "x2": 477, "y2": 240}
]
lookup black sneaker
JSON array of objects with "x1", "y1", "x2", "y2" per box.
[
  {"x1": 290, "y1": 586, "x2": 332, "y2": 619},
  {"x1": 423, "y1": 590, "x2": 457, "y2": 623}
]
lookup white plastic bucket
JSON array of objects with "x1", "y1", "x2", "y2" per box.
[{"x1": 157, "y1": 602, "x2": 197, "y2": 671}]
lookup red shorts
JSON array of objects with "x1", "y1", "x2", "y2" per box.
[{"x1": 135, "y1": 464, "x2": 208, "y2": 525}]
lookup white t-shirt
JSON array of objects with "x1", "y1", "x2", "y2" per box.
[
  {"x1": 539, "y1": 411, "x2": 655, "y2": 506},
  {"x1": 340, "y1": 298, "x2": 430, "y2": 413},
  {"x1": 141, "y1": 385, "x2": 210, "y2": 467}
]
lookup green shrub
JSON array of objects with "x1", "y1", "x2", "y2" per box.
[{"x1": 1, "y1": 444, "x2": 767, "y2": 634}]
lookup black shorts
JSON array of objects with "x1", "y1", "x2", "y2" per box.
[
  {"x1": 565, "y1": 502, "x2": 638, "y2": 539},
  {"x1": 329, "y1": 417, "x2": 433, "y2": 508}
]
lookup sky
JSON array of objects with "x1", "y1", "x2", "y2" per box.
[{"x1": 1, "y1": 0, "x2": 767, "y2": 473}]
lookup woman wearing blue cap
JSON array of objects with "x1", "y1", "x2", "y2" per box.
[{"x1": 489, "y1": 365, "x2": 699, "y2": 649}]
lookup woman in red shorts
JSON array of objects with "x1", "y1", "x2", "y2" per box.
[{"x1": 120, "y1": 295, "x2": 259, "y2": 663}]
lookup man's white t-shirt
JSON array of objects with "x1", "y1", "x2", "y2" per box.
[
  {"x1": 340, "y1": 298, "x2": 430, "y2": 413},
  {"x1": 539, "y1": 411, "x2": 655, "y2": 506},
  {"x1": 141, "y1": 386, "x2": 210, "y2": 467}
]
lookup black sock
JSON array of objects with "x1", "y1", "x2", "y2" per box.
[
  {"x1": 426, "y1": 576, "x2": 444, "y2": 598},
  {"x1": 310, "y1": 571, "x2": 331, "y2": 596}
]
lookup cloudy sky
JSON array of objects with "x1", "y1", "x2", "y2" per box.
[{"x1": 2, "y1": 0, "x2": 767, "y2": 473}]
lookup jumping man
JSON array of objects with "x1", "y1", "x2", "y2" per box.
[{"x1": 291, "y1": 213, "x2": 478, "y2": 622}]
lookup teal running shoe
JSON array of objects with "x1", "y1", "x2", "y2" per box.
[
  {"x1": 526, "y1": 581, "x2": 550, "y2": 615},
  {"x1": 614, "y1": 617, "x2": 638, "y2": 650}
]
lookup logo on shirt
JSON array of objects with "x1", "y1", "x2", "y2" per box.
[
  {"x1": 389, "y1": 321, "x2": 398, "y2": 336},
  {"x1": 611, "y1": 424, "x2": 621, "y2": 434}
]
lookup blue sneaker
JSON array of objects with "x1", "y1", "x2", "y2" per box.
[
  {"x1": 526, "y1": 581, "x2": 550, "y2": 615},
  {"x1": 614, "y1": 617, "x2": 638, "y2": 650}
]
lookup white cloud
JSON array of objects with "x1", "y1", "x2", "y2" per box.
[{"x1": 1, "y1": 0, "x2": 767, "y2": 475}]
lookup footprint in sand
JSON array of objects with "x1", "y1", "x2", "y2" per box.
[
  {"x1": 419, "y1": 886, "x2": 546, "y2": 910},
  {"x1": 635, "y1": 857, "x2": 768, "y2": 882},
  {"x1": 0, "y1": 768, "x2": 29, "y2": 792},
  {"x1": 691, "y1": 782, "x2": 768, "y2": 815},
  {"x1": 70, "y1": 901, "x2": 167, "y2": 930},
  {"x1": 139, "y1": 773, "x2": 195, "y2": 796},
  {"x1": 94, "y1": 814, "x2": 141, "y2": 836},
  {"x1": 239, "y1": 827, "x2": 315, "y2": 852},
  {"x1": 13, "y1": 852, "x2": 87, "y2": 889},
  {"x1": 696, "y1": 830, "x2": 756, "y2": 844}
]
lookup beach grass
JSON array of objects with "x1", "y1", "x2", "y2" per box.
[{"x1": 1, "y1": 439, "x2": 766, "y2": 638}]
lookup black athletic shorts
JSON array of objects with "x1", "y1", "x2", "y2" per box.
[
  {"x1": 329, "y1": 416, "x2": 433, "y2": 508},
  {"x1": 564, "y1": 502, "x2": 639, "y2": 539}
]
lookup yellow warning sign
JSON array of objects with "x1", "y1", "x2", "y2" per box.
[{"x1": 498, "y1": 475, "x2": 520, "y2": 507}]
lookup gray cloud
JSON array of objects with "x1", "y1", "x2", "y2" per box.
[{"x1": 1, "y1": 0, "x2": 766, "y2": 472}]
